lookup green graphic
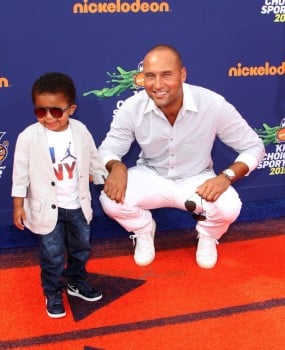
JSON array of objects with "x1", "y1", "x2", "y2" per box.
[
  {"x1": 255, "y1": 123, "x2": 284, "y2": 145},
  {"x1": 83, "y1": 66, "x2": 140, "y2": 98}
]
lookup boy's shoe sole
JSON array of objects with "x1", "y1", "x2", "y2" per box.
[
  {"x1": 46, "y1": 309, "x2": 66, "y2": 318},
  {"x1": 67, "y1": 284, "x2": 103, "y2": 302},
  {"x1": 46, "y1": 299, "x2": 66, "y2": 319}
]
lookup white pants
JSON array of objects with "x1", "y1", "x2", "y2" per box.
[{"x1": 99, "y1": 165, "x2": 242, "y2": 240}]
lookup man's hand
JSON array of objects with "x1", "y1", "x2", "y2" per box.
[
  {"x1": 104, "y1": 160, "x2": 128, "y2": 203},
  {"x1": 196, "y1": 162, "x2": 249, "y2": 202},
  {"x1": 196, "y1": 174, "x2": 231, "y2": 202}
]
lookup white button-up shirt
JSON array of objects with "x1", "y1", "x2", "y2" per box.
[{"x1": 99, "y1": 83, "x2": 265, "y2": 179}]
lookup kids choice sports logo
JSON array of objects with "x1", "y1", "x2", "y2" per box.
[
  {"x1": 83, "y1": 62, "x2": 144, "y2": 119},
  {"x1": 83, "y1": 62, "x2": 144, "y2": 98},
  {"x1": 260, "y1": 0, "x2": 285, "y2": 22},
  {"x1": 0, "y1": 132, "x2": 9, "y2": 179},
  {"x1": 73, "y1": 0, "x2": 171, "y2": 14},
  {"x1": 256, "y1": 118, "x2": 285, "y2": 145},
  {"x1": 256, "y1": 118, "x2": 285, "y2": 176},
  {"x1": 228, "y1": 61, "x2": 285, "y2": 77},
  {"x1": 83, "y1": 62, "x2": 144, "y2": 118}
]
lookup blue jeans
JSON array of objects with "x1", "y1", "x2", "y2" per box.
[{"x1": 39, "y1": 207, "x2": 91, "y2": 296}]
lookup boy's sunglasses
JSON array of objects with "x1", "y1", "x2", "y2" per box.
[{"x1": 34, "y1": 106, "x2": 70, "y2": 119}]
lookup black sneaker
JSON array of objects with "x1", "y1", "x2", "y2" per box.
[
  {"x1": 67, "y1": 278, "x2": 102, "y2": 302},
  {"x1": 46, "y1": 292, "x2": 66, "y2": 318}
]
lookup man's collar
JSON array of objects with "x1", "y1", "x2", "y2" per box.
[{"x1": 182, "y1": 84, "x2": 198, "y2": 113}]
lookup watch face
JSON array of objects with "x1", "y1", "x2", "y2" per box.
[
  {"x1": 224, "y1": 169, "x2": 236, "y2": 179},
  {"x1": 224, "y1": 169, "x2": 235, "y2": 178}
]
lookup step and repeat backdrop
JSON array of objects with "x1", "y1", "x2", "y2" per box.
[{"x1": 0, "y1": 0, "x2": 284, "y2": 226}]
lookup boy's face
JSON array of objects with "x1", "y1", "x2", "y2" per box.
[{"x1": 34, "y1": 92, "x2": 77, "y2": 132}]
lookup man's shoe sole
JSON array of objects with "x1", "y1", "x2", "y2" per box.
[
  {"x1": 196, "y1": 257, "x2": 217, "y2": 269},
  {"x1": 134, "y1": 255, "x2": 155, "y2": 266}
]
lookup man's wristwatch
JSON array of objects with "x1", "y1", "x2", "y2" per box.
[{"x1": 222, "y1": 168, "x2": 236, "y2": 182}]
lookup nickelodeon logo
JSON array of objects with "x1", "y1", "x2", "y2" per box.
[
  {"x1": 228, "y1": 62, "x2": 285, "y2": 77},
  {"x1": 73, "y1": 0, "x2": 171, "y2": 14},
  {"x1": 0, "y1": 77, "x2": 9, "y2": 88}
]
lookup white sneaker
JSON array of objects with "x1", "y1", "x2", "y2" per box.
[
  {"x1": 196, "y1": 234, "x2": 219, "y2": 269},
  {"x1": 129, "y1": 220, "x2": 156, "y2": 266}
]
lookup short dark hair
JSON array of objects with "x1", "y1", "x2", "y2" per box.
[
  {"x1": 32, "y1": 72, "x2": 76, "y2": 105},
  {"x1": 146, "y1": 44, "x2": 184, "y2": 68}
]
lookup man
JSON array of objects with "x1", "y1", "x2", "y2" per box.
[{"x1": 98, "y1": 45, "x2": 265, "y2": 269}]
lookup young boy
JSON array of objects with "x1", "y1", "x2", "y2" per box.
[{"x1": 11, "y1": 72, "x2": 108, "y2": 318}]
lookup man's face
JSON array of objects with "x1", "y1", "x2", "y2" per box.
[{"x1": 143, "y1": 49, "x2": 186, "y2": 114}]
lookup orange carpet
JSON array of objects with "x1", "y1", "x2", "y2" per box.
[{"x1": 1, "y1": 220, "x2": 285, "y2": 349}]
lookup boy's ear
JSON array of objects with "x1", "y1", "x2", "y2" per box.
[{"x1": 69, "y1": 104, "x2": 77, "y2": 115}]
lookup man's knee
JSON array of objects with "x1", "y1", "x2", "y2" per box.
[
  {"x1": 206, "y1": 194, "x2": 242, "y2": 223},
  {"x1": 218, "y1": 195, "x2": 242, "y2": 222},
  {"x1": 99, "y1": 192, "x2": 122, "y2": 217}
]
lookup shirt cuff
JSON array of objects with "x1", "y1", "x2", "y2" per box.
[
  {"x1": 234, "y1": 153, "x2": 260, "y2": 175},
  {"x1": 11, "y1": 186, "x2": 28, "y2": 198},
  {"x1": 101, "y1": 154, "x2": 121, "y2": 167}
]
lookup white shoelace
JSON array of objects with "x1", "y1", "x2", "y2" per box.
[{"x1": 197, "y1": 234, "x2": 219, "y2": 247}]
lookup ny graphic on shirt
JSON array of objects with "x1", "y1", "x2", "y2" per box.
[{"x1": 49, "y1": 142, "x2": 77, "y2": 181}]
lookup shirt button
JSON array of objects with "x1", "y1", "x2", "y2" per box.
[
  {"x1": 51, "y1": 181, "x2": 55, "y2": 186},
  {"x1": 51, "y1": 204, "x2": 56, "y2": 209}
]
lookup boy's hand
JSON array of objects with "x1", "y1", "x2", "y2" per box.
[{"x1": 13, "y1": 207, "x2": 26, "y2": 230}]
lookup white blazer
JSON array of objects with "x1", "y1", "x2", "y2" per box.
[{"x1": 11, "y1": 118, "x2": 107, "y2": 234}]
